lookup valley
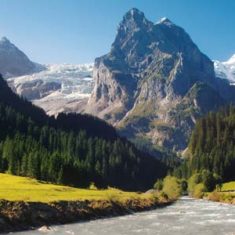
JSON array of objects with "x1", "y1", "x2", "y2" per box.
[{"x1": 0, "y1": 4, "x2": 235, "y2": 235}]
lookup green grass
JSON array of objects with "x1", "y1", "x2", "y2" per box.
[
  {"x1": 221, "y1": 181, "x2": 235, "y2": 191},
  {"x1": 207, "y1": 181, "x2": 235, "y2": 204},
  {"x1": 0, "y1": 173, "x2": 151, "y2": 203}
]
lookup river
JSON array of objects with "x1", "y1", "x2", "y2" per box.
[{"x1": 12, "y1": 197, "x2": 235, "y2": 235}]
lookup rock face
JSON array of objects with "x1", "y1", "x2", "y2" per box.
[
  {"x1": 0, "y1": 37, "x2": 44, "y2": 78},
  {"x1": 86, "y1": 8, "x2": 230, "y2": 151}
]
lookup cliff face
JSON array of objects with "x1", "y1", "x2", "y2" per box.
[{"x1": 86, "y1": 8, "x2": 229, "y2": 151}]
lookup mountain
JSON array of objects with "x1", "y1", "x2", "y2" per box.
[
  {"x1": 2, "y1": 11, "x2": 234, "y2": 154},
  {"x1": 86, "y1": 8, "x2": 228, "y2": 152},
  {"x1": 0, "y1": 37, "x2": 44, "y2": 78},
  {"x1": 0, "y1": 74, "x2": 168, "y2": 190},
  {"x1": 8, "y1": 63, "x2": 94, "y2": 115},
  {"x1": 0, "y1": 37, "x2": 94, "y2": 116},
  {"x1": 214, "y1": 54, "x2": 235, "y2": 84}
]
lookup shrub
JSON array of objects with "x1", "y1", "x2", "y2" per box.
[
  {"x1": 193, "y1": 183, "x2": 206, "y2": 198},
  {"x1": 153, "y1": 179, "x2": 163, "y2": 191},
  {"x1": 188, "y1": 173, "x2": 202, "y2": 194},
  {"x1": 89, "y1": 182, "x2": 98, "y2": 190},
  {"x1": 162, "y1": 176, "x2": 181, "y2": 199},
  {"x1": 208, "y1": 191, "x2": 221, "y2": 202}
]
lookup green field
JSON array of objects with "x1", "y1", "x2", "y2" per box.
[
  {"x1": 0, "y1": 173, "x2": 151, "y2": 203},
  {"x1": 207, "y1": 181, "x2": 235, "y2": 204},
  {"x1": 221, "y1": 181, "x2": 235, "y2": 191}
]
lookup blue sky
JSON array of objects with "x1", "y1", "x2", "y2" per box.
[{"x1": 0, "y1": 0, "x2": 234, "y2": 64}]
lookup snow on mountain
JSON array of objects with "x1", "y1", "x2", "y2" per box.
[
  {"x1": 8, "y1": 63, "x2": 94, "y2": 115},
  {"x1": 214, "y1": 54, "x2": 235, "y2": 85}
]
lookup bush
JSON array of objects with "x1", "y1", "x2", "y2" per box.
[
  {"x1": 153, "y1": 179, "x2": 163, "y2": 191},
  {"x1": 208, "y1": 191, "x2": 221, "y2": 202},
  {"x1": 188, "y1": 173, "x2": 202, "y2": 194},
  {"x1": 193, "y1": 183, "x2": 206, "y2": 198},
  {"x1": 188, "y1": 171, "x2": 217, "y2": 196},
  {"x1": 89, "y1": 182, "x2": 98, "y2": 190},
  {"x1": 159, "y1": 191, "x2": 169, "y2": 201},
  {"x1": 162, "y1": 176, "x2": 181, "y2": 199}
]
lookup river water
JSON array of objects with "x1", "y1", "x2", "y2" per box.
[{"x1": 12, "y1": 197, "x2": 235, "y2": 235}]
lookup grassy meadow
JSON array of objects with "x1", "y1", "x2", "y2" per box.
[
  {"x1": 0, "y1": 173, "x2": 152, "y2": 203},
  {"x1": 221, "y1": 181, "x2": 235, "y2": 191},
  {"x1": 207, "y1": 181, "x2": 235, "y2": 204}
]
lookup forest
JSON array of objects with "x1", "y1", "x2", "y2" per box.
[
  {"x1": 174, "y1": 105, "x2": 235, "y2": 185},
  {"x1": 0, "y1": 75, "x2": 167, "y2": 190}
]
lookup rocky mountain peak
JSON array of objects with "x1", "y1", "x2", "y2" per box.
[
  {"x1": 0, "y1": 37, "x2": 11, "y2": 44},
  {"x1": 86, "y1": 9, "x2": 229, "y2": 152},
  {"x1": 115, "y1": 8, "x2": 152, "y2": 38},
  {"x1": 0, "y1": 37, "x2": 19, "y2": 51},
  {"x1": 121, "y1": 8, "x2": 148, "y2": 26},
  {"x1": 0, "y1": 36, "x2": 44, "y2": 78}
]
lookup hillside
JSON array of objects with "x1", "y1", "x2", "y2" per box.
[
  {"x1": 0, "y1": 75, "x2": 167, "y2": 190},
  {"x1": 174, "y1": 105, "x2": 235, "y2": 182},
  {"x1": 188, "y1": 105, "x2": 235, "y2": 181}
]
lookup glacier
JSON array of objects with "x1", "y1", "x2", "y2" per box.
[{"x1": 8, "y1": 63, "x2": 94, "y2": 115}]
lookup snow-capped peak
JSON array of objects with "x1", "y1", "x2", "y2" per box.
[
  {"x1": 224, "y1": 54, "x2": 235, "y2": 65},
  {"x1": 157, "y1": 17, "x2": 173, "y2": 26},
  {"x1": 160, "y1": 17, "x2": 168, "y2": 22},
  {"x1": 214, "y1": 54, "x2": 235, "y2": 85}
]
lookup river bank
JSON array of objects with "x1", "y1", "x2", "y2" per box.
[
  {"x1": 0, "y1": 197, "x2": 173, "y2": 234},
  {"x1": 9, "y1": 197, "x2": 235, "y2": 235},
  {"x1": 206, "y1": 191, "x2": 235, "y2": 205}
]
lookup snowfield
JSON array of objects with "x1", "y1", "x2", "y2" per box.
[{"x1": 214, "y1": 54, "x2": 235, "y2": 85}]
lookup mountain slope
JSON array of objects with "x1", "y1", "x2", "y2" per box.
[
  {"x1": 0, "y1": 74, "x2": 167, "y2": 190},
  {"x1": 175, "y1": 105, "x2": 235, "y2": 182},
  {"x1": 0, "y1": 37, "x2": 44, "y2": 78},
  {"x1": 86, "y1": 8, "x2": 227, "y2": 152}
]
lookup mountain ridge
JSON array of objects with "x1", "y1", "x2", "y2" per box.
[{"x1": 2, "y1": 10, "x2": 235, "y2": 154}]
